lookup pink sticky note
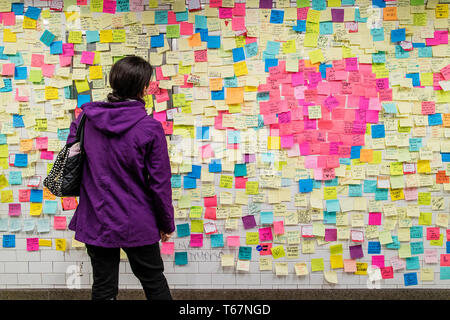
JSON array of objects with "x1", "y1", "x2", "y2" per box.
[
  {"x1": 62, "y1": 43, "x2": 74, "y2": 57},
  {"x1": 8, "y1": 203, "x2": 21, "y2": 216},
  {"x1": 280, "y1": 135, "x2": 293, "y2": 148},
  {"x1": 59, "y1": 55, "x2": 73, "y2": 67},
  {"x1": 103, "y1": 0, "x2": 116, "y2": 14},
  {"x1": 231, "y1": 17, "x2": 245, "y2": 31},
  {"x1": 372, "y1": 255, "x2": 385, "y2": 268},
  {"x1": 42, "y1": 64, "x2": 55, "y2": 78},
  {"x1": 227, "y1": 236, "x2": 240, "y2": 247},
  {"x1": 2, "y1": 63, "x2": 15, "y2": 76},
  {"x1": 153, "y1": 110, "x2": 167, "y2": 122},
  {"x1": 27, "y1": 238, "x2": 39, "y2": 251},
  {"x1": 2, "y1": 12, "x2": 16, "y2": 26},
  {"x1": 219, "y1": 7, "x2": 232, "y2": 19},
  {"x1": 204, "y1": 195, "x2": 217, "y2": 207},
  {"x1": 235, "y1": 177, "x2": 247, "y2": 189},
  {"x1": 200, "y1": 144, "x2": 214, "y2": 159},
  {"x1": 368, "y1": 212, "x2": 381, "y2": 225},
  {"x1": 304, "y1": 155, "x2": 318, "y2": 168},
  {"x1": 80, "y1": 51, "x2": 95, "y2": 65},
  {"x1": 259, "y1": 227, "x2": 273, "y2": 242},
  {"x1": 15, "y1": 88, "x2": 29, "y2": 102},
  {"x1": 190, "y1": 234, "x2": 203, "y2": 247},
  {"x1": 273, "y1": 221, "x2": 284, "y2": 235},
  {"x1": 161, "y1": 242, "x2": 175, "y2": 254},
  {"x1": 424, "y1": 249, "x2": 438, "y2": 264},
  {"x1": 31, "y1": 54, "x2": 45, "y2": 67},
  {"x1": 36, "y1": 137, "x2": 48, "y2": 150},
  {"x1": 54, "y1": 216, "x2": 67, "y2": 230},
  {"x1": 404, "y1": 188, "x2": 418, "y2": 201},
  {"x1": 180, "y1": 22, "x2": 194, "y2": 35},
  {"x1": 441, "y1": 64, "x2": 450, "y2": 80},
  {"x1": 40, "y1": 150, "x2": 54, "y2": 160},
  {"x1": 344, "y1": 259, "x2": 357, "y2": 272}
]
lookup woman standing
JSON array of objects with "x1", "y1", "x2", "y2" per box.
[{"x1": 66, "y1": 56, "x2": 175, "y2": 300}]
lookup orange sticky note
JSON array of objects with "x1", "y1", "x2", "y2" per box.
[
  {"x1": 225, "y1": 87, "x2": 244, "y2": 105},
  {"x1": 359, "y1": 149, "x2": 373, "y2": 162},
  {"x1": 443, "y1": 113, "x2": 450, "y2": 127},
  {"x1": 210, "y1": 78, "x2": 223, "y2": 91},
  {"x1": 383, "y1": 7, "x2": 397, "y2": 21},
  {"x1": 188, "y1": 33, "x2": 202, "y2": 47}
]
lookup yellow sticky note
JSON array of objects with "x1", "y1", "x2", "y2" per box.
[
  {"x1": 89, "y1": 65, "x2": 103, "y2": 80},
  {"x1": 68, "y1": 31, "x2": 83, "y2": 44},
  {"x1": 219, "y1": 175, "x2": 233, "y2": 188},
  {"x1": 0, "y1": 175, "x2": 9, "y2": 189},
  {"x1": 3, "y1": 29, "x2": 16, "y2": 42},
  {"x1": 23, "y1": 17, "x2": 37, "y2": 29},
  {"x1": 354, "y1": 262, "x2": 368, "y2": 275},
  {"x1": 308, "y1": 49, "x2": 324, "y2": 64},
  {"x1": 324, "y1": 187, "x2": 337, "y2": 200},
  {"x1": 246, "y1": 232, "x2": 259, "y2": 245},
  {"x1": 330, "y1": 255, "x2": 344, "y2": 269},
  {"x1": 430, "y1": 234, "x2": 444, "y2": 246},
  {"x1": 30, "y1": 203, "x2": 42, "y2": 216},
  {"x1": 39, "y1": 239, "x2": 52, "y2": 247},
  {"x1": 268, "y1": 136, "x2": 280, "y2": 150},
  {"x1": 417, "y1": 160, "x2": 431, "y2": 173},
  {"x1": 418, "y1": 212, "x2": 432, "y2": 226},
  {"x1": 304, "y1": 32, "x2": 319, "y2": 47},
  {"x1": 45, "y1": 86, "x2": 59, "y2": 100},
  {"x1": 100, "y1": 30, "x2": 113, "y2": 43},
  {"x1": 74, "y1": 79, "x2": 90, "y2": 93},
  {"x1": 390, "y1": 162, "x2": 403, "y2": 175},
  {"x1": 191, "y1": 220, "x2": 203, "y2": 233},
  {"x1": 282, "y1": 40, "x2": 296, "y2": 54},
  {"x1": 233, "y1": 61, "x2": 248, "y2": 77},
  {"x1": 1, "y1": 190, "x2": 13, "y2": 203},
  {"x1": 55, "y1": 239, "x2": 66, "y2": 251},
  {"x1": 330, "y1": 244, "x2": 343, "y2": 255},
  {"x1": 271, "y1": 245, "x2": 286, "y2": 259},
  {"x1": 112, "y1": 29, "x2": 126, "y2": 43},
  {"x1": 306, "y1": 9, "x2": 321, "y2": 23},
  {"x1": 245, "y1": 181, "x2": 259, "y2": 195}
]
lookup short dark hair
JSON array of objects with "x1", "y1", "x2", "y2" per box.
[{"x1": 107, "y1": 56, "x2": 152, "y2": 102}]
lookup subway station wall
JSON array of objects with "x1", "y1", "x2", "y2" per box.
[{"x1": 1, "y1": 0, "x2": 450, "y2": 289}]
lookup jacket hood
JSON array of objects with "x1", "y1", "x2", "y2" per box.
[{"x1": 81, "y1": 99, "x2": 148, "y2": 135}]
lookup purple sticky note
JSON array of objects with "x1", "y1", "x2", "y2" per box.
[
  {"x1": 368, "y1": 212, "x2": 382, "y2": 225},
  {"x1": 259, "y1": 0, "x2": 272, "y2": 9},
  {"x1": 242, "y1": 215, "x2": 257, "y2": 230},
  {"x1": 244, "y1": 154, "x2": 256, "y2": 163},
  {"x1": 324, "y1": 229, "x2": 337, "y2": 242},
  {"x1": 331, "y1": 8, "x2": 344, "y2": 22},
  {"x1": 349, "y1": 244, "x2": 364, "y2": 259}
]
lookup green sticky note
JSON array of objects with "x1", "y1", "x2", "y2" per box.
[
  {"x1": 297, "y1": 0, "x2": 310, "y2": 7},
  {"x1": 29, "y1": 69, "x2": 43, "y2": 83},
  {"x1": 189, "y1": 206, "x2": 203, "y2": 219},
  {"x1": 411, "y1": 0, "x2": 424, "y2": 5},
  {"x1": 166, "y1": 24, "x2": 180, "y2": 38},
  {"x1": 418, "y1": 212, "x2": 432, "y2": 226},
  {"x1": 330, "y1": 244, "x2": 343, "y2": 255},
  {"x1": 311, "y1": 258, "x2": 324, "y2": 272},
  {"x1": 191, "y1": 220, "x2": 203, "y2": 233}
]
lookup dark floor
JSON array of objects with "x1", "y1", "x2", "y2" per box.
[{"x1": 0, "y1": 289, "x2": 449, "y2": 300}]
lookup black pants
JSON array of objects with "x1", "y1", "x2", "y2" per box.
[{"x1": 85, "y1": 242, "x2": 172, "y2": 300}]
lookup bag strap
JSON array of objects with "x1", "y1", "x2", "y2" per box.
[{"x1": 75, "y1": 113, "x2": 87, "y2": 151}]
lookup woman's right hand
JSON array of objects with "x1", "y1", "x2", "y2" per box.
[{"x1": 160, "y1": 231, "x2": 174, "y2": 242}]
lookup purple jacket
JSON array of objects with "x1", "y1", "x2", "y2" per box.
[{"x1": 66, "y1": 98, "x2": 175, "y2": 248}]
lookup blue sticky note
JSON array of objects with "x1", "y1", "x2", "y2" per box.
[
  {"x1": 350, "y1": 146, "x2": 361, "y2": 159},
  {"x1": 363, "y1": 180, "x2": 377, "y2": 193},
  {"x1": 386, "y1": 236, "x2": 400, "y2": 249},
  {"x1": 232, "y1": 47, "x2": 245, "y2": 62},
  {"x1": 0, "y1": 134, "x2": 6, "y2": 144},
  {"x1": 207, "y1": 35, "x2": 221, "y2": 49},
  {"x1": 270, "y1": 9, "x2": 284, "y2": 24},
  {"x1": 324, "y1": 178, "x2": 338, "y2": 186},
  {"x1": 368, "y1": 241, "x2": 381, "y2": 254},
  {"x1": 418, "y1": 46, "x2": 432, "y2": 58},
  {"x1": 409, "y1": 138, "x2": 422, "y2": 152},
  {"x1": 3, "y1": 235, "x2": 15, "y2": 248},
  {"x1": 196, "y1": 28, "x2": 208, "y2": 42},
  {"x1": 410, "y1": 226, "x2": 423, "y2": 238},
  {"x1": 260, "y1": 211, "x2": 274, "y2": 225},
  {"x1": 0, "y1": 78, "x2": 12, "y2": 92},
  {"x1": 349, "y1": 184, "x2": 362, "y2": 197},
  {"x1": 395, "y1": 45, "x2": 409, "y2": 59},
  {"x1": 171, "y1": 175, "x2": 181, "y2": 188},
  {"x1": 293, "y1": 20, "x2": 306, "y2": 32},
  {"x1": 313, "y1": 180, "x2": 322, "y2": 189},
  {"x1": 195, "y1": 15, "x2": 207, "y2": 29},
  {"x1": 391, "y1": 28, "x2": 406, "y2": 42},
  {"x1": 319, "y1": 22, "x2": 333, "y2": 35},
  {"x1": 116, "y1": 0, "x2": 130, "y2": 12},
  {"x1": 188, "y1": 165, "x2": 202, "y2": 179},
  {"x1": 58, "y1": 128, "x2": 70, "y2": 141},
  {"x1": 183, "y1": 176, "x2": 197, "y2": 189},
  {"x1": 447, "y1": 241, "x2": 450, "y2": 254},
  {"x1": 211, "y1": 88, "x2": 224, "y2": 100},
  {"x1": 323, "y1": 211, "x2": 336, "y2": 224},
  {"x1": 25, "y1": 6, "x2": 42, "y2": 20},
  {"x1": 406, "y1": 256, "x2": 420, "y2": 270},
  {"x1": 372, "y1": 0, "x2": 386, "y2": 8},
  {"x1": 319, "y1": 64, "x2": 332, "y2": 78},
  {"x1": 265, "y1": 41, "x2": 280, "y2": 55},
  {"x1": 312, "y1": 0, "x2": 326, "y2": 10},
  {"x1": 8, "y1": 219, "x2": 21, "y2": 232},
  {"x1": 196, "y1": 126, "x2": 210, "y2": 140},
  {"x1": 30, "y1": 189, "x2": 43, "y2": 203},
  {"x1": 176, "y1": 10, "x2": 188, "y2": 22},
  {"x1": 244, "y1": 42, "x2": 258, "y2": 58},
  {"x1": 175, "y1": 252, "x2": 188, "y2": 265},
  {"x1": 371, "y1": 28, "x2": 384, "y2": 41},
  {"x1": 211, "y1": 234, "x2": 224, "y2": 248},
  {"x1": 40, "y1": 30, "x2": 55, "y2": 47},
  {"x1": 234, "y1": 164, "x2": 247, "y2": 177},
  {"x1": 376, "y1": 188, "x2": 388, "y2": 201},
  {"x1": 410, "y1": 241, "x2": 424, "y2": 255},
  {"x1": 372, "y1": 52, "x2": 386, "y2": 64},
  {"x1": 86, "y1": 30, "x2": 100, "y2": 43},
  {"x1": 440, "y1": 267, "x2": 450, "y2": 280},
  {"x1": 429, "y1": 114, "x2": 443, "y2": 126},
  {"x1": 404, "y1": 273, "x2": 418, "y2": 286},
  {"x1": 12, "y1": 3, "x2": 25, "y2": 15},
  {"x1": 238, "y1": 246, "x2": 252, "y2": 260},
  {"x1": 154, "y1": 10, "x2": 168, "y2": 24},
  {"x1": 9, "y1": 171, "x2": 22, "y2": 185},
  {"x1": 14, "y1": 67, "x2": 27, "y2": 80},
  {"x1": 382, "y1": 103, "x2": 397, "y2": 114},
  {"x1": 50, "y1": 41, "x2": 63, "y2": 55},
  {"x1": 208, "y1": 160, "x2": 222, "y2": 173},
  {"x1": 442, "y1": 153, "x2": 450, "y2": 162},
  {"x1": 228, "y1": 131, "x2": 241, "y2": 144},
  {"x1": 223, "y1": 76, "x2": 238, "y2": 88},
  {"x1": 371, "y1": 124, "x2": 385, "y2": 138},
  {"x1": 43, "y1": 200, "x2": 58, "y2": 214},
  {"x1": 150, "y1": 34, "x2": 164, "y2": 48},
  {"x1": 176, "y1": 223, "x2": 190, "y2": 238},
  {"x1": 406, "y1": 73, "x2": 420, "y2": 87},
  {"x1": 13, "y1": 114, "x2": 24, "y2": 128},
  {"x1": 299, "y1": 179, "x2": 313, "y2": 193},
  {"x1": 78, "y1": 94, "x2": 91, "y2": 108},
  {"x1": 326, "y1": 199, "x2": 340, "y2": 212},
  {"x1": 265, "y1": 58, "x2": 278, "y2": 72},
  {"x1": 37, "y1": 218, "x2": 50, "y2": 233},
  {"x1": 23, "y1": 219, "x2": 35, "y2": 232},
  {"x1": 14, "y1": 154, "x2": 28, "y2": 167}
]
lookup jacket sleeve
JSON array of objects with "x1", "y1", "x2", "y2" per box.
[
  {"x1": 66, "y1": 111, "x2": 84, "y2": 145},
  {"x1": 145, "y1": 122, "x2": 175, "y2": 234}
]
